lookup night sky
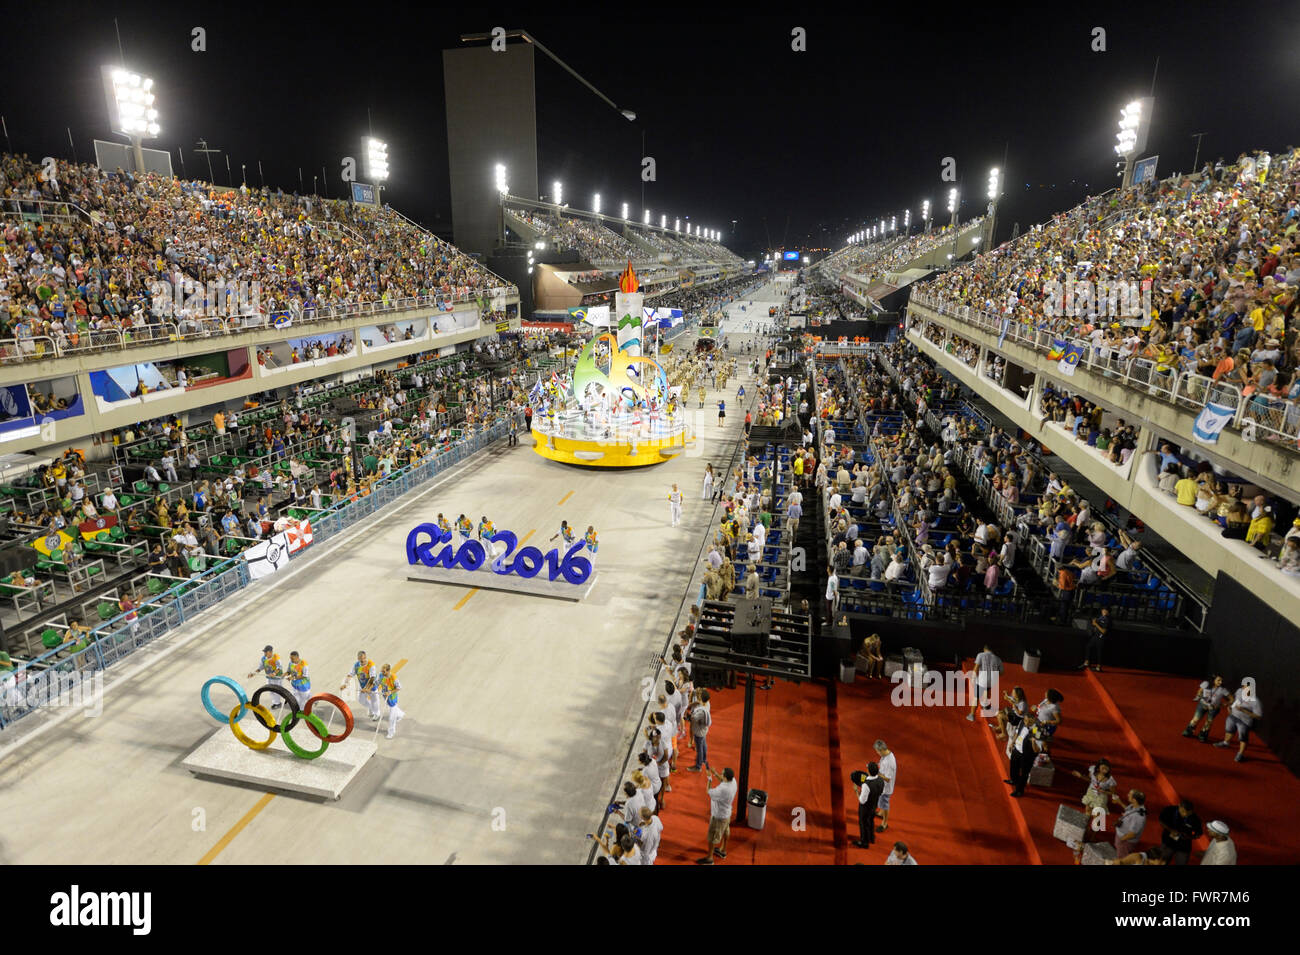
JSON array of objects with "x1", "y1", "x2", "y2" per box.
[{"x1": 3, "y1": 2, "x2": 1295, "y2": 258}]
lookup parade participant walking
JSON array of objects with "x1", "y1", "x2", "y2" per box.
[
  {"x1": 456, "y1": 513, "x2": 473, "y2": 540},
  {"x1": 717, "y1": 399, "x2": 726, "y2": 427},
  {"x1": 584, "y1": 525, "x2": 599, "y2": 556},
  {"x1": 248, "y1": 645, "x2": 286, "y2": 708},
  {"x1": 378, "y1": 663, "x2": 405, "y2": 739},
  {"x1": 341, "y1": 650, "x2": 382, "y2": 722},
  {"x1": 702, "y1": 464, "x2": 715, "y2": 500},
  {"x1": 550, "y1": 520, "x2": 576, "y2": 544},
  {"x1": 285, "y1": 651, "x2": 311, "y2": 709},
  {"x1": 669, "y1": 483, "x2": 684, "y2": 527},
  {"x1": 437, "y1": 512, "x2": 452, "y2": 538}
]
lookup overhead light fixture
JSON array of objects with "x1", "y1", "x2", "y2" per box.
[{"x1": 494, "y1": 163, "x2": 508, "y2": 195}]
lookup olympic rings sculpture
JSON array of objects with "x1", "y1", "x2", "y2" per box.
[
  {"x1": 405, "y1": 524, "x2": 593, "y2": 585},
  {"x1": 201, "y1": 676, "x2": 354, "y2": 760}
]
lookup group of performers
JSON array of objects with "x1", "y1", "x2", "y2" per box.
[{"x1": 250, "y1": 645, "x2": 405, "y2": 739}]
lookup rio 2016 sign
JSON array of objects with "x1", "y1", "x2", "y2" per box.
[{"x1": 405, "y1": 525, "x2": 593, "y2": 585}]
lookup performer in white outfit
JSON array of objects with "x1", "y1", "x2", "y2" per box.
[
  {"x1": 702, "y1": 465, "x2": 714, "y2": 500},
  {"x1": 379, "y1": 663, "x2": 404, "y2": 739},
  {"x1": 669, "y1": 484, "x2": 684, "y2": 527},
  {"x1": 285, "y1": 651, "x2": 311, "y2": 709},
  {"x1": 340, "y1": 650, "x2": 382, "y2": 721}
]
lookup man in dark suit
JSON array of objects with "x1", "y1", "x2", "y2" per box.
[
  {"x1": 1007, "y1": 714, "x2": 1039, "y2": 797},
  {"x1": 852, "y1": 763, "x2": 885, "y2": 848}
]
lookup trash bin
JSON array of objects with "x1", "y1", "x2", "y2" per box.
[
  {"x1": 747, "y1": 789, "x2": 768, "y2": 829},
  {"x1": 839, "y1": 657, "x2": 856, "y2": 684},
  {"x1": 1023, "y1": 649, "x2": 1041, "y2": 674}
]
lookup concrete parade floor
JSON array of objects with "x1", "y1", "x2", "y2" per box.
[{"x1": 0, "y1": 280, "x2": 789, "y2": 866}]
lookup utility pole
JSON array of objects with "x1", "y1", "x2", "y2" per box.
[{"x1": 195, "y1": 139, "x2": 219, "y2": 185}]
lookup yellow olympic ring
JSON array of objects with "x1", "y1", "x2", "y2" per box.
[{"x1": 229, "y1": 703, "x2": 276, "y2": 751}]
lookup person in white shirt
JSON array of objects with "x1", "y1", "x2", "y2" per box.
[
  {"x1": 873, "y1": 740, "x2": 897, "y2": 832},
  {"x1": 1215, "y1": 680, "x2": 1262, "y2": 762},
  {"x1": 1201, "y1": 820, "x2": 1237, "y2": 865},
  {"x1": 968, "y1": 645, "x2": 1003, "y2": 722},
  {"x1": 885, "y1": 841, "x2": 917, "y2": 865},
  {"x1": 101, "y1": 489, "x2": 119, "y2": 512},
  {"x1": 884, "y1": 552, "x2": 907, "y2": 583},
  {"x1": 637, "y1": 806, "x2": 663, "y2": 866},
  {"x1": 668, "y1": 483, "x2": 683, "y2": 527},
  {"x1": 927, "y1": 552, "x2": 952, "y2": 590},
  {"x1": 751, "y1": 519, "x2": 767, "y2": 556},
  {"x1": 825, "y1": 567, "x2": 839, "y2": 622},
  {"x1": 852, "y1": 539, "x2": 868, "y2": 571},
  {"x1": 698, "y1": 766, "x2": 738, "y2": 865}
]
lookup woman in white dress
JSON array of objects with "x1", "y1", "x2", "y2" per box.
[{"x1": 702, "y1": 464, "x2": 715, "y2": 500}]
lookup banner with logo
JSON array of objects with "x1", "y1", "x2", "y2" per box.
[
  {"x1": 1047, "y1": 338, "x2": 1067, "y2": 361},
  {"x1": 1058, "y1": 342, "x2": 1084, "y2": 377},
  {"x1": 245, "y1": 531, "x2": 291, "y2": 580},
  {"x1": 34, "y1": 530, "x2": 74, "y2": 557},
  {"x1": 1192, "y1": 401, "x2": 1235, "y2": 446},
  {"x1": 79, "y1": 514, "x2": 119, "y2": 541},
  {"x1": 283, "y1": 519, "x2": 314, "y2": 554}
]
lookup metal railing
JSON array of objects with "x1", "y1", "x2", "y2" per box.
[{"x1": 910, "y1": 292, "x2": 1300, "y2": 451}]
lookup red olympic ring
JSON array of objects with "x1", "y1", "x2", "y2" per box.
[{"x1": 303, "y1": 693, "x2": 354, "y2": 743}]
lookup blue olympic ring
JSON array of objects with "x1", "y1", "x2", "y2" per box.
[{"x1": 202, "y1": 675, "x2": 249, "y2": 722}]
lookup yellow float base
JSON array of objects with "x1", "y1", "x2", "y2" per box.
[{"x1": 530, "y1": 426, "x2": 693, "y2": 468}]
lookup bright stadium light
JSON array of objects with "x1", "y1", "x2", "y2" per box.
[
  {"x1": 366, "y1": 138, "x2": 389, "y2": 182},
  {"x1": 674, "y1": 217, "x2": 680, "y2": 232},
  {"x1": 891, "y1": 215, "x2": 896, "y2": 232},
  {"x1": 947, "y1": 188, "x2": 957, "y2": 213},
  {"x1": 661, "y1": 214, "x2": 667, "y2": 229},
  {"x1": 644, "y1": 208, "x2": 650, "y2": 224},
  {"x1": 1114, "y1": 97, "x2": 1153, "y2": 187},
  {"x1": 103, "y1": 66, "x2": 160, "y2": 172},
  {"x1": 986, "y1": 166, "x2": 1000, "y2": 200},
  {"x1": 986, "y1": 166, "x2": 1001, "y2": 248},
  {"x1": 904, "y1": 209, "x2": 911, "y2": 230},
  {"x1": 593, "y1": 193, "x2": 601, "y2": 214},
  {"x1": 622, "y1": 202, "x2": 629, "y2": 220},
  {"x1": 494, "y1": 163, "x2": 508, "y2": 195},
  {"x1": 922, "y1": 198, "x2": 931, "y2": 232},
  {"x1": 553, "y1": 180, "x2": 563, "y2": 205}
]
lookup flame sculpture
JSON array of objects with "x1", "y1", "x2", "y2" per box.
[{"x1": 618, "y1": 260, "x2": 639, "y2": 294}]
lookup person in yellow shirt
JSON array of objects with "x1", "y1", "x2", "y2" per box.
[{"x1": 1174, "y1": 472, "x2": 1200, "y2": 507}]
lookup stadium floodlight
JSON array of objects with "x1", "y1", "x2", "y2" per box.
[
  {"x1": 891, "y1": 215, "x2": 896, "y2": 232},
  {"x1": 593, "y1": 193, "x2": 601, "y2": 215},
  {"x1": 644, "y1": 208, "x2": 650, "y2": 224},
  {"x1": 620, "y1": 109, "x2": 637, "y2": 122},
  {"x1": 904, "y1": 209, "x2": 911, "y2": 230},
  {"x1": 366, "y1": 138, "x2": 389, "y2": 182},
  {"x1": 947, "y1": 188, "x2": 958, "y2": 213},
  {"x1": 661, "y1": 214, "x2": 667, "y2": 229},
  {"x1": 986, "y1": 166, "x2": 1000, "y2": 200},
  {"x1": 553, "y1": 180, "x2": 563, "y2": 206},
  {"x1": 103, "y1": 66, "x2": 160, "y2": 173},
  {"x1": 674, "y1": 218, "x2": 680, "y2": 232},
  {"x1": 1114, "y1": 97, "x2": 1153, "y2": 187},
  {"x1": 622, "y1": 202, "x2": 629, "y2": 220},
  {"x1": 802, "y1": 256, "x2": 810, "y2": 264},
  {"x1": 494, "y1": 163, "x2": 508, "y2": 195}
]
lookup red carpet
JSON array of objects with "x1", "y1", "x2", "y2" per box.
[
  {"x1": 1092, "y1": 668, "x2": 1300, "y2": 866},
  {"x1": 653, "y1": 679, "x2": 838, "y2": 865},
  {"x1": 835, "y1": 667, "x2": 1036, "y2": 865},
  {"x1": 653, "y1": 664, "x2": 1300, "y2": 865}
]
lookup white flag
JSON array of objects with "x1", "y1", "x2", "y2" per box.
[{"x1": 246, "y1": 531, "x2": 291, "y2": 580}]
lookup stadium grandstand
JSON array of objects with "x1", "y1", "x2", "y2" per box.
[{"x1": 0, "y1": 10, "x2": 1291, "y2": 922}]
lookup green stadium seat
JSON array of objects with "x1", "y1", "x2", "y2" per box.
[
  {"x1": 41, "y1": 628, "x2": 62, "y2": 649},
  {"x1": 97, "y1": 601, "x2": 118, "y2": 620}
]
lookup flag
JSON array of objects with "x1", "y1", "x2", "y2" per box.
[
  {"x1": 273, "y1": 313, "x2": 293, "y2": 329},
  {"x1": 1192, "y1": 401, "x2": 1235, "y2": 445},
  {"x1": 79, "y1": 514, "x2": 118, "y2": 541},
  {"x1": 34, "y1": 530, "x2": 74, "y2": 556},
  {"x1": 245, "y1": 531, "x2": 291, "y2": 580},
  {"x1": 284, "y1": 519, "x2": 314, "y2": 554},
  {"x1": 1047, "y1": 338, "x2": 1067, "y2": 361},
  {"x1": 1058, "y1": 342, "x2": 1084, "y2": 377},
  {"x1": 570, "y1": 305, "x2": 610, "y2": 327}
]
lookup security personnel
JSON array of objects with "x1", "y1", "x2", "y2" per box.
[
  {"x1": 285, "y1": 651, "x2": 311, "y2": 709},
  {"x1": 378, "y1": 663, "x2": 404, "y2": 739},
  {"x1": 341, "y1": 650, "x2": 381, "y2": 721},
  {"x1": 248, "y1": 645, "x2": 285, "y2": 708}
]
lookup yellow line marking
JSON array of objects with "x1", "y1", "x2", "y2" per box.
[
  {"x1": 520, "y1": 529, "x2": 536, "y2": 544},
  {"x1": 394, "y1": 658, "x2": 408, "y2": 673},
  {"x1": 198, "y1": 792, "x2": 276, "y2": 865},
  {"x1": 453, "y1": 589, "x2": 478, "y2": 610},
  {"x1": 557, "y1": 491, "x2": 574, "y2": 506}
]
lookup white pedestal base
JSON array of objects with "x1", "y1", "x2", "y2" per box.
[{"x1": 183, "y1": 726, "x2": 378, "y2": 799}]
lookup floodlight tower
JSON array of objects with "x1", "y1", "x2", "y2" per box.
[
  {"x1": 985, "y1": 166, "x2": 1000, "y2": 249},
  {"x1": 103, "y1": 67, "x2": 160, "y2": 174},
  {"x1": 1114, "y1": 98, "x2": 1153, "y2": 188},
  {"x1": 367, "y1": 137, "x2": 389, "y2": 204},
  {"x1": 921, "y1": 199, "x2": 931, "y2": 233}
]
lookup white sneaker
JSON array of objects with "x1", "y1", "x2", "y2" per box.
[{"x1": 386, "y1": 731, "x2": 395, "y2": 739}]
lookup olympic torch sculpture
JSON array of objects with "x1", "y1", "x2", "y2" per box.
[{"x1": 530, "y1": 261, "x2": 688, "y2": 467}]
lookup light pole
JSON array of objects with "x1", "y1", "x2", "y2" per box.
[
  {"x1": 947, "y1": 188, "x2": 960, "y2": 265},
  {"x1": 367, "y1": 137, "x2": 389, "y2": 205}
]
